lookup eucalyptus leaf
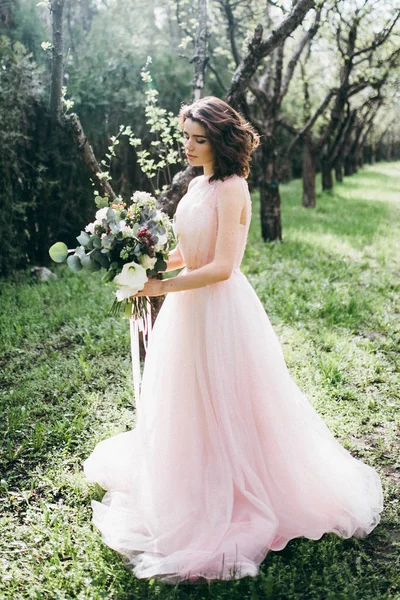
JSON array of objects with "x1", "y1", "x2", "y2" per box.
[
  {"x1": 49, "y1": 242, "x2": 69, "y2": 263},
  {"x1": 80, "y1": 254, "x2": 92, "y2": 270},
  {"x1": 106, "y1": 208, "x2": 116, "y2": 222},
  {"x1": 91, "y1": 249, "x2": 109, "y2": 269},
  {"x1": 77, "y1": 231, "x2": 90, "y2": 246},
  {"x1": 88, "y1": 257, "x2": 101, "y2": 272},
  {"x1": 109, "y1": 221, "x2": 120, "y2": 235},
  {"x1": 75, "y1": 246, "x2": 86, "y2": 258},
  {"x1": 102, "y1": 234, "x2": 115, "y2": 249},
  {"x1": 67, "y1": 254, "x2": 82, "y2": 272},
  {"x1": 92, "y1": 235, "x2": 102, "y2": 249},
  {"x1": 97, "y1": 253, "x2": 110, "y2": 269},
  {"x1": 81, "y1": 254, "x2": 101, "y2": 272}
]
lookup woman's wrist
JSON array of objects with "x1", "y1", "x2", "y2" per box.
[{"x1": 161, "y1": 277, "x2": 174, "y2": 294}]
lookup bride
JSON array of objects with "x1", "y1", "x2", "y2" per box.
[{"x1": 83, "y1": 96, "x2": 383, "y2": 584}]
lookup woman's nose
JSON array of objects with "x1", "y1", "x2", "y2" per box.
[{"x1": 185, "y1": 138, "x2": 193, "y2": 151}]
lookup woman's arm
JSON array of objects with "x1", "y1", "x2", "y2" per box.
[
  {"x1": 134, "y1": 178, "x2": 246, "y2": 296},
  {"x1": 164, "y1": 245, "x2": 186, "y2": 272}
]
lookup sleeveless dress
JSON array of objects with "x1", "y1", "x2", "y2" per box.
[{"x1": 83, "y1": 174, "x2": 383, "y2": 583}]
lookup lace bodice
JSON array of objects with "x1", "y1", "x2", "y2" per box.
[{"x1": 173, "y1": 174, "x2": 252, "y2": 272}]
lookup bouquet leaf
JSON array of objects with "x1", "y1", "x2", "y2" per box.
[
  {"x1": 77, "y1": 231, "x2": 91, "y2": 246},
  {"x1": 67, "y1": 254, "x2": 83, "y2": 272},
  {"x1": 49, "y1": 242, "x2": 69, "y2": 263},
  {"x1": 48, "y1": 189, "x2": 175, "y2": 319}
]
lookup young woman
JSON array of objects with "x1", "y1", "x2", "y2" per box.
[{"x1": 83, "y1": 96, "x2": 383, "y2": 584}]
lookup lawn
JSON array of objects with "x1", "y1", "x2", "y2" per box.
[{"x1": 0, "y1": 162, "x2": 399, "y2": 600}]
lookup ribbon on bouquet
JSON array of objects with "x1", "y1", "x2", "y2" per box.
[{"x1": 129, "y1": 298, "x2": 152, "y2": 404}]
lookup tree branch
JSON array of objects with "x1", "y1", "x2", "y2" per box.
[
  {"x1": 218, "y1": 0, "x2": 241, "y2": 67},
  {"x1": 226, "y1": 0, "x2": 315, "y2": 106},
  {"x1": 276, "y1": 116, "x2": 299, "y2": 136},
  {"x1": 353, "y1": 11, "x2": 400, "y2": 58},
  {"x1": 279, "y1": 7, "x2": 321, "y2": 103}
]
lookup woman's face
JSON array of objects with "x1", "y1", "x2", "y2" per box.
[{"x1": 183, "y1": 118, "x2": 215, "y2": 173}]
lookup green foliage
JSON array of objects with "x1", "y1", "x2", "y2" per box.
[
  {"x1": 113, "y1": 58, "x2": 185, "y2": 194},
  {"x1": 0, "y1": 35, "x2": 43, "y2": 274},
  {"x1": 0, "y1": 0, "x2": 194, "y2": 276},
  {"x1": 0, "y1": 31, "x2": 97, "y2": 275},
  {"x1": 0, "y1": 164, "x2": 399, "y2": 599}
]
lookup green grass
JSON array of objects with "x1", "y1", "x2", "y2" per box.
[{"x1": 0, "y1": 162, "x2": 399, "y2": 599}]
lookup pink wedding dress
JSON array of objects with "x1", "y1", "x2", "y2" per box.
[{"x1": 83, "y1": 174, "x2": 383, "y2": 583}]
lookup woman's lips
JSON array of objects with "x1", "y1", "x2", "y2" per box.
[{"x1": 186, "y1": 154, "x2": 197, "y2": 159}]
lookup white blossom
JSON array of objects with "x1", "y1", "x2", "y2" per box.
[
  {"x1": 85, "y1": 222, "x2": 95, "y2": 234},
  {"x1": 114, "y1": 262, "x2": 148, "y2": 301},
  {"x1": 121, "y1": 225, "x2": 134, "y2": 238},
  {"x1": 155, "y1": 232, "x2": 168, "y2": 251},
  {"x1": 94, "y1": 207, "x2": 110, "y2": 225},
  {"x1": 139, "y1": 255, "x2": 157, "y2": 270}
]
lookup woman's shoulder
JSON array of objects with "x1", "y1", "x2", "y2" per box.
[
  {"x1": 217, "y1": 173, "x2": 248, "y2": 187},
  {"x1": 187, "y1": 175, "x2": 203, "y2": 191},
  {"x1": 216, "y1": 174, "x2": 249, "y2": 197}
]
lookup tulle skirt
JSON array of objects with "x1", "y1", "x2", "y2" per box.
[{"x1": 83, "y1": 268, "x2": 383, "y2": 583}]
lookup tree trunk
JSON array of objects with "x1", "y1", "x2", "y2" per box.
[
  {"x1": 357, "y1": 148, "x2": 364, "y2": 168},
  {"x1": 302, "y1": 135, "x2": 316, "y2": 207},
  {"x1": 344, "y1": 155, "x2": 353, "y2": 175},
  {"x1": 386, "y1": 140, "x2": 392, "y2": 161},
  {"x1": 334, "y1": 159, "x2": 343, "y2": 183},
  {"x1": 321, "y1": 158, "x2": 333, "y2": 191},
  {"x1": 259, "y1": 143, "x2": 282, "y2": 241},
  {"x1": 192, "y1": 0, "x2": 208, "y2": 101},
  {"x1": 50, "y1": 0, "x2": 65, "y2": 121}
]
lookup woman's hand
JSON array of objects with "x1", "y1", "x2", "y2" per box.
[{"x1": 131, "y1": 277, "x2": 165, "y2": 298}]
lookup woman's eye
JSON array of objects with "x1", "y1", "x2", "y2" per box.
[{"x1": 197, "y1": 140, "x2": 205, "y2": 145}]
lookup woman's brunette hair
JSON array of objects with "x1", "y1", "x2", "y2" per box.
[{"x1": 178, "y1": 96, "x2": 260, "y2": 182}]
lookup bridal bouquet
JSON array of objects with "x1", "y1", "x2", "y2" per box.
[{"x1": 49, "y1": 191, "x2": 174, "y2": 318}]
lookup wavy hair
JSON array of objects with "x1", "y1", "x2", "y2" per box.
[{"x1": 178, "y1": 96, "x2": 260, "y2": 182}]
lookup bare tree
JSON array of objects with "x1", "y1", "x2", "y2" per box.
[
  {"x1": 278, "y1": 3, "x2": 400, "y2": 207},
  {"x1": 319, "y1": 2, "x2": 400, "y2": 190},
  {"x1": 242, "y1": 7, "x2": 322, "y2": 240},
  {"x1": 225, "y1": 0, "x2": 316, "y2": 108}
]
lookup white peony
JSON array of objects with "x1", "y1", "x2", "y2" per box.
[
  {"x1": 132, "y1": 191, "x2": 154, "y2": 203},
  {"x1": 155, "y1": 232, "x2": 168, "y2": 252},
  {"x1": 85, "y1": 222, "x2": 95, "y2": 234},
  {"x1": 121, "y1": 225, "x2": 134, "y2": 238},
  {"x1": 139, "y1": 254, "x2": 157, "y2": 270},
  {"x1": 94, "y1": 207, "x2": 110, "y2": 225},
  {"x1": 114, "y1": 261, "x2": 148, "y2": 301}
]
